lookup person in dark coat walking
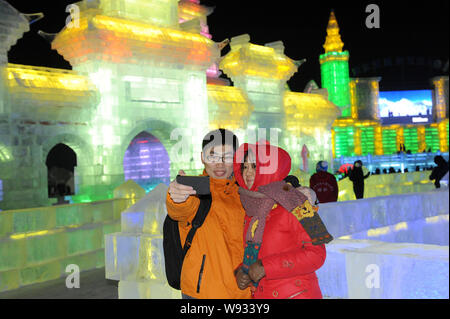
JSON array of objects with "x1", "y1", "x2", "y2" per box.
[
  {"x1": 309, "y1": 161, "x2": 339, "y2": 203},
  {"x1": 429, "y1": 155, "x2": 449, "y2": 188},
  {"x1": 348, "y1": 160, "x2": 370, "y2": 199}
]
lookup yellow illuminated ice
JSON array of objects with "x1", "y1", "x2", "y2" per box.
[
  {"x1": 207, "y1": 85, "x2": 254, "y2": 130},
  {"x1": 52, "y1": 11, "x2": 219, "y2": 68},
  {"x1": 323, "y1": 10, "x2": 344, "y2": 53},
  {"x1": 220, "y1": 37, "x2": 297, "y2": 81},
  {"x1": 6, "y1": 64, "x2": 95, "y2": 92},
  {"x1": 284, "y1": 91, "x2": 340, "y2": 131}
]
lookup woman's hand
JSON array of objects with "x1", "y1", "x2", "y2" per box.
[
  {"x1": 168, "y1": 170, "x2": 197, "y2": 203},
  {"x1": 235, "y1": 267, "x2": 251, "y2": 290},
  {"x1": 249, "y1": 259, "x2": 265, "y2": 282}
]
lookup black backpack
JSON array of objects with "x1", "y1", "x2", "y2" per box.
[{"x1": 163, "y1": 195, "x2": 212, "y2": 290}]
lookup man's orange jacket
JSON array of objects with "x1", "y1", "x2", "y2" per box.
[{"x1": 166, "y1": 175, "x2": 252, "y2": 299}]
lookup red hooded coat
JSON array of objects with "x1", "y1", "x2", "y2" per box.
[{"x1": 233, "y1": 142, "x2": 326, "y2": 299}]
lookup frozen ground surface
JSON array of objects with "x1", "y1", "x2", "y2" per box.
[{"x1": 0, "y1": 268, "x2": 117, "y2": 299}]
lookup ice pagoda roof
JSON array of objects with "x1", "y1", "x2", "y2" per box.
[
  {"x1": 207, "y1": 84, "x2": 254, "y2": 130},
  {"x1": 220, "y1": 35, "x2": 298, "y2": 81},
  {"x1": 0, "y1": 0, "x2": 30, "y2": 64},
  {"x1": 52, "y1": 11, "x2": 219, "y2": 68}
]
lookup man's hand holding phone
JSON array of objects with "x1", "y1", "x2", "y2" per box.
[{"x1": 168, "y1": 170, "x2": 197, "y2": 203}]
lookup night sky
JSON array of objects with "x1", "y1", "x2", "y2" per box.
[{"x1": 6, "y1": 0, "x2": 449, "y2": 92}]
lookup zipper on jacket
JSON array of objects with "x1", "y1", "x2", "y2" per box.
[
  {"x1": 288, "y1": 289, "x2": 307, "y2": 299},
  {"x1": 196, "y1": 254, "x2": 206, "y2": 293}
]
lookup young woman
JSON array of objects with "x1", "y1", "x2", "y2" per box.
[{"x1": 233, "y1": 141, "x2": 332, "y2": 299}]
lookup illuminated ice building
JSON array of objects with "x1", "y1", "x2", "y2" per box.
[
  {"x1": 322, "y1": 11, "x2": 449, "y2": 172},
  {"x1": 0, "y1": 0, "x2": 341, "y2": 211}
]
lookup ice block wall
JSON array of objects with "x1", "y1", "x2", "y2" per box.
[
  {"x1": 316, "y1": 189, "x2": 449, "y2": 298},
  {"x1": 1, "y1": 63, "x2": 100, "y2": 210},
  {"x1": 336, "y1": 170, "x2": 436, "y2": 201},
  {"x1": 105, "y1": 183, "x2": 180, "y2": 299},
  {"x1": 318, "y1": 239, "x2": 448, "y2": 299},
  {"x1": 0, "y1": 181, "x2": 144, "y2": 293}
]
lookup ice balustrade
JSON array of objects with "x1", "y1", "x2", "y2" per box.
[
  {"x1": 317, "y1": 188, "x2": 449, "y2": 298},
  {"x1": 0, "y1": 180, "x2": 145, "y2": 293}
]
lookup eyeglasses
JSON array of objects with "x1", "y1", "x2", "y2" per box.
[{"x1": 205, "y1": 154, "x2": 234, "y2": 163}]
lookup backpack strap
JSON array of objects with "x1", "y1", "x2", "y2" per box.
[{"x1": 182, "y1": 194, "x2": 212, "y2": 258}]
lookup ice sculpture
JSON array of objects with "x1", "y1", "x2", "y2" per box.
[
  {"x1": 105, "y1": 183, "x2": 180, "y2": 299},
  {"x1": 0, "y1": 1, "x2": 29, "y2": 65}
]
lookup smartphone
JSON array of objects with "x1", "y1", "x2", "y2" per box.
[{"x1": 176, "y1": 176, "x2": 211, "y2": 195}]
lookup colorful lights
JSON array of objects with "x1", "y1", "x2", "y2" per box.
[
  {"x1": 433, "y1": 78, "x2": 447, "y2": 121},
  {"x1": 10, "y1": 230, "x2": 52, "y2": 240},
  {"x1": 123, "y1": 133, "x2": 170, "y2": 193}
]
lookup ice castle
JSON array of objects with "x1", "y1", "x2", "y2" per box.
[{"x1": 0, "y1": 0, "x2": 343, "y2": 211}]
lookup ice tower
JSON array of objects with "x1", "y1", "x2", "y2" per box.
[{"x1": 320, "y1": 10, "x2": 351, "y2": 118}]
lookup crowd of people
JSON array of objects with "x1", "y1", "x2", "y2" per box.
[{"x1": 163, "y1": 128, "x2": 448, "y2": 299}]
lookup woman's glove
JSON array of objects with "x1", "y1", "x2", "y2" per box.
[
  {"x1": 248, "y1": 259, "x2": 265, "y2": 282},
  {"x1": 235, "y1": 266, "x2": 252, "y2": 290}
]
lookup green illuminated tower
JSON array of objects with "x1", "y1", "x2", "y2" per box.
[{"x1": 320, "y1": 10, "x2": 351, "y2": 117}]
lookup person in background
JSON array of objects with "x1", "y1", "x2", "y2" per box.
[
  {"x1": 348, "y1": 160, "x2": 370, "y2": 199},
  {"x1": 309, "y1": 161, "x2": 338, "y2": 203},
  {"x1": 429, "y1": 155, "x2": 449, "y2": 188}
]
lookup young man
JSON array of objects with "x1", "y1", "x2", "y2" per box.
[{"x1": 166, "y1": 129, "x2": 251, "y2": 299}]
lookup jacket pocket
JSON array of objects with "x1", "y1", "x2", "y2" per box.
[{"x1": 196, "y1": 254, "x2": 206, "y2": 293}]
